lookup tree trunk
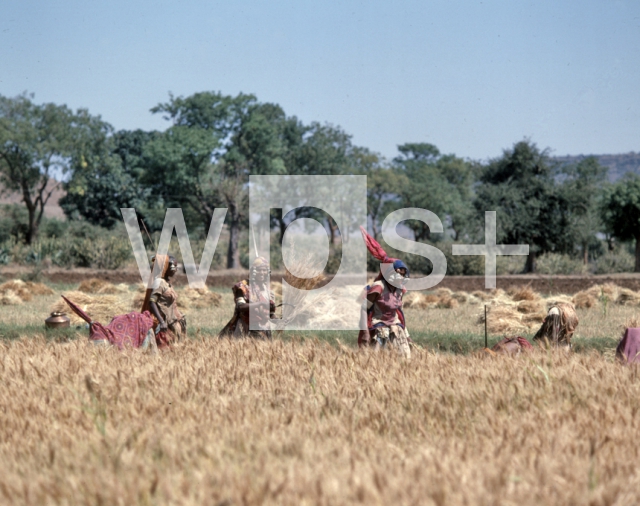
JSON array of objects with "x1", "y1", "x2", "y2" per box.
[
  {"x1": 226, "y1": 202, "x2": 241, "y2": 269},
  {"x1": 277, "y1": 209, "x2": 286, "y2": 245},
  {"x1": 583, "y1": 242, "x2": 589, "y2": 265},
  {"x1": 524, "y1": 251, "x2": 536, "y2": 273},
  {"x1": 635, "y1": 236, "x2": 640, "y2": 273},
  {"x1": 25, "y1": 203, "x2": 37, "y2": 245}
]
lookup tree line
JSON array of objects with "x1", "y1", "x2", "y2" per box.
[{"x1": 1, "y1": 91, "x2": 639, "y2": 273}]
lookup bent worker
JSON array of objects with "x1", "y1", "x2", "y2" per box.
[
  {"x1": 358, "y1": 226, "x2": 411, "y2": 358},
  {"x1": 218, "y1": 257, "x2": 275, "y2": 340},
  {"x1": 533, "y1": 302, "x2": 578, "y2": 349}
]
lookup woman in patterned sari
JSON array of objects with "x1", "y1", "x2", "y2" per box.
[{"x1": 358, "y1": 227, "x2": 411, "y2": 358}]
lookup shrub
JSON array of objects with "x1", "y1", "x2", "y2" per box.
[
  {"x1": 535, "y1": 253, "x2": 588, "y2": 275},
  {"x1": 594, "y1": 249, "x2": 635, "y2": 274}
]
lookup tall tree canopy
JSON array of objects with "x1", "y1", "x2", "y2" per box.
[
  {"x1": 61, "y1": 129, "x2": 157, "y2": 229},
  {"x1": 600, "y1": 174, "x2": 640, "y2": 272},
  {"x1": 151, "y1": 92, "x2": 288, "y2": 268},
  {"x1": 474, "y1": 140, "x2": 571, "y2": 273},
  {"x1": 393, "y1": 143, "x2": 474, "y2": 242},
  {"x1": 560, "y1": 156, "x2": 608, "y2": 264},
  {"x1": 0, "y1": 93, "x2": 102, "y2": 243}
]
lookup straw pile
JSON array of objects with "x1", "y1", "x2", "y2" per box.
[
  {"x1": 78, "y1": 278, "x2": 130, "y2": 295},
  {"x1": 51, "y1": 291, "x2": 130, "y2": 325},
  {"x1": 477, "y1": 305, "x2": 530, "y2": 334},
  {"x1": 507, "y1": 285, "x2": 539, "y2": 301},
  {"x1": 572, "y1": 291, "x2": 597, "y2": 309},
  {"x1": 178, "y1": 287, "x2": 222, "y2": 309},
  {"x1": 403, "y1": 292, "x2": 440, "y2": 309},
  {"x1": 0, "y1": 280, "x2": 54, "y2": 305},
  {"x1": 616, "y1": 288, "x2": 640, "y2": 307}
]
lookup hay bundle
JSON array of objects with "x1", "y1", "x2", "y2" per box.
[
  {"x1": 178, "y1": 287, "x2": 222, "y2": 309},
  {"x1": 572, "y1": 291, "x2": 597, "y2": 309},
  {"x1": 0, "y1": 279, "x2": 54, "y2": 303},
  {"x1": 616, "y1": 288, "x2": 640, "y2": 307},
  {"x1": 585, "y1": 283, "x2": 620, "y2": 302},
  {"x1": 273, "y1": 253, "x2": 329, "y2": 326},
  {"x1": 404, "y1": 292, "x2": 439, "y2": 309},
  {"x1": 437, "y1": 295, "x2": 459, "y2": 309},
  {"x1": 434, "y1": 287, "x2": 453, "y2": 297},
  {"x1": 477, "y1": 305, "x2": 528, "y2": 334},
  {"x1": 507, "y1": 285, "x2": 540, "y2": 301},
  {"x1": 451, "y1": 292, "x2": 468, "y2": 304},
  {"x1": 51, "y1": 291, "x2": 130, "y2": 325},
  {"x1": 403, "y1": 292, "x2": 425, "y2": 308},
  {"x1": 516, "y1": 299, "x2": 545, "y2": 315},
  {"x1": 471, "y1": 290, "x2": 493, "y2": 301},
  {"x1": 1, "y1": 290, "x2": 24, "y2": 306},
  {"x1": 78, "y1": 278, "x2": 129, "y2": 295}
]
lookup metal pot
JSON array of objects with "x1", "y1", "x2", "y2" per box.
[{"x1": 45, "y1": 312, "x2": 70, "y2": 329}]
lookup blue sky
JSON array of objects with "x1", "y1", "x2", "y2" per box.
[{"x1": 1, "y1": 0, "x2": 639, "y2": 161}]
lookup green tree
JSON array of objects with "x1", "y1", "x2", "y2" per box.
[
  {"x1": 152, "y1": 92, "x2": 288, "y2": 268},
  {"x1": 0, "y1": 93, "x2": 97, "y2": 243},
  {"x1": 600, "y1": 174, "x2": 640, "y2": 272},
  {"x1": 143, "y1": 126, "x2": 221, "y2": 231},
  {"x1": 61, "y1": 129, "x2": 158, "y2": 229},
  {"x1": 393, "y1": 143, "x2": 474, "y2": 241},
  {"x1": 560, "y1": 156, "x2": 608, "y2": 264},
  {"x1": 474, "y1": 140, "x2": 571, "y2": 273}
]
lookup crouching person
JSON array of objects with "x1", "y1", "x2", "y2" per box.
[
  {"x1": 533, "y1": 302, "x2": 578, "y2": 350},
  {"x1": 218, "y1": 257, "x2": 275, "y2": 340}
]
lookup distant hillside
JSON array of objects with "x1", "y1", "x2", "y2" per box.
[{"x1": 553, "y1": 152, "x2": 640, "y2": 182}]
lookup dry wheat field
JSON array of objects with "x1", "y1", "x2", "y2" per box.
[
  {"x1": 1, "y1": 339, "x2": 640, "y2": 505},
  {"x1": 2, "y1": 279, "x2": 640, "y2": 504}
]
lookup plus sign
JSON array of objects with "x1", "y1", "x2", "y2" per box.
[{"x1": 452, "y1": 211, "x2": 529, "y2": 289}]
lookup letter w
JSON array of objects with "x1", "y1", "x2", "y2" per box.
[{"x1": 121, "y1": 208, "x2": 227, "y2": 288}]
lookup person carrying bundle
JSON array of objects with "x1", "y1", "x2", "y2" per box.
[
  {"x1": 218, "y1": 257, "x2": 276, "y2": 340},
  {"x1": 358, "y1": 226, "x2": 411, "y2": 358},
  {"x1": 533, "y1": 302, "x2": 578, "y2": 349}
]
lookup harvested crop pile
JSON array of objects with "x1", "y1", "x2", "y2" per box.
[
  {"x1": 451, "y1": 292, "x2": 468, "y2": 304},
  {"x1": 0, "y1": 280, "x2": 54, "y2": 305},
  {"x1": 437, "y1": 295, "x2": 459, "y2": 309},
  {"x1": 403, "y1": 292, "x2": 439, "y2": 309},
  {"x1": 472, "y1": 290, "x2": 493, "y2": 301},
  {"x1": 516, "y1": 299, "x2": 546, "y2": 315},
  {"x1": 616, "y1": 288, "x2": 640, "y2": 306},
  {"x1": 507, "y1": 285, "x2": 540, "y2": 301},
  {"x1": 573, "y1": 291, "x2": 597, "y2": 309},
  {"x1": 178, "y1": 287, "x2": 222, "y2": 309},
  {"x1": 477, "y1": 305, "x2": 530, "y2": 334},
  {"x1": 51, "y1": 291, "x2": 130, "y2": 325},
  {"x1": 78, "y1": 278, "x2": 130, "y2": 295},
  {"x1": 585, "y1": 283, "x2": 620, "y2": 302}
]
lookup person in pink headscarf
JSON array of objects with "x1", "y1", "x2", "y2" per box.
[{"x1": 358, "y1": 226, "x2": 411, "y2": 358}]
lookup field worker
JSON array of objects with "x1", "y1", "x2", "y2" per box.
[
  {"x1": 143, "y1": 255, "x2": 186, "y2": 348},
  {"x1": 218, "y1": 256, "x2": 276, "y2": 340},
  {"x1": 358, "y1": 226, "x2": 411, "y2": 358},
  {"x1": 533, "y1": 302, "x2": 578, "y2": 350}
]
